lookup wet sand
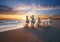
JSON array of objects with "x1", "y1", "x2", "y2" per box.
[
  {"x1": 0, "y1": 26, "x2": 60, "y2": 42},
  {"x1": 0, "y1": 28, "x2": 43, "y2": 42}
]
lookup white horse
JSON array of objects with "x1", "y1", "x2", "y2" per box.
[{"x1": 31, "y1": 15, "x2": 35, "y2": 28}]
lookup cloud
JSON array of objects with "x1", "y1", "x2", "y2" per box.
[
  {"x1": 0, "y1": 5, "x2": 17, "y2": 14},
  {"x1": 14, "y1": 4, "x2": 60, "y2": 11}
]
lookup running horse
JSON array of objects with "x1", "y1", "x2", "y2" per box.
[
  {"x1": 26, "y1": 16, "x2": 29, "y2": 27},
  {"x1": 31, "y1": 15, "x2": 35, "y2": 28},
  {"x1": 37, "y1": 17, "x2": 41, "y2": 27}
]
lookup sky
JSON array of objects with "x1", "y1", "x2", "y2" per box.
[{"x1": 0, "y1": 0, "x2": 60, "y2": 15}]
